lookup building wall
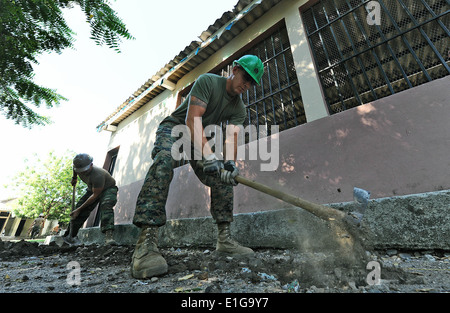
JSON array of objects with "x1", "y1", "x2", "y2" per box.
[{"x1": 101, "y1": 0, "x2": 450, "y2": 225}]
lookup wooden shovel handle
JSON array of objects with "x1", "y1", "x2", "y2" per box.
[{"x1": 234, "y1": 173, "x2": 345, "y2": 222}]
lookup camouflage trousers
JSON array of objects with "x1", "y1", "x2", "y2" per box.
[
  {"x1": 133, "y1": 122, "x2": 234, "y2": 228},
  {"x1": 68, "y1": 186, "x2": 118, "y2": 236}
]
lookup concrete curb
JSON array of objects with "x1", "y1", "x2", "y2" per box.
[{"x1": 74, "y1": 190, "x2": 450, "y2": 250}]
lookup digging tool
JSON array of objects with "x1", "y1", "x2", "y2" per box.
[
  {"x1": 228, "y1": 169, "x2": 371, "y2": 263},
  {"x1": 234, "y1": 174, "x2": 347, "y2": 222},
  {"x1": 68, "y1": 184, "x2": 76, "y2": 239},
  {"x1": 201, "y1": 163, "x2": 361, "y2": 228}
]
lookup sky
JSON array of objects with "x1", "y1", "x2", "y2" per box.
[{"x1": 0, "y1": 0, "x2": 238, "y2": 200}]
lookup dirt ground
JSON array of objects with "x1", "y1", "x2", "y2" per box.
[{"x1": 1, "y1": 238, "x2": 449, "y2": 294}]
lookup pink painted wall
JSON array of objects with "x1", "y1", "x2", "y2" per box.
[{"x1": 113, "y1": 76, "x2": 450, "y2": 224}]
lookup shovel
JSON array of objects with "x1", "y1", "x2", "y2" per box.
[
  {"x1": 232, "y1": 170, "x2": 371, "y2": 263},
  {"x1": 234, "y1": 174, "x2": 347, "y2": 222},
  {"x1": 208, "y1": 164, "x2": 370, "y2": 253},
  {"x1": 209, "y1": 164, "x2": 360, "y2": 227}
]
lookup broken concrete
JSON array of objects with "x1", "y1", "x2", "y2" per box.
[
  {"x1": 330, "y1": 189, "x2": 450, "y2": 250},
  {"x1": 73, "y1": 189, "x2": 449, "y2": 251}
]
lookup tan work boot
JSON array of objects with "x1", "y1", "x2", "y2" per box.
[
  {"x1": 216, "y1": 222, "x2": 254, "y2": 256},
  {"x1": 104, "y1": 230, "x2": 117, "y2": 245},
  {"x1": 130, "y1": 226, "x2": 168, "y2": 279}
]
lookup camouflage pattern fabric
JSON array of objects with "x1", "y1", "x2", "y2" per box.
[
  {"x1": 133, "y1": 122, "x2": 234, "y2": 228},
  {"x1": 69, "y1": 186, "x2": 118, "y2": 236}
]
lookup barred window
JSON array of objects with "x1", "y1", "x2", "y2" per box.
[
  {"x1": 302, "y1": 0, "x2": 450, "y2": 114},
  {"x1": 216, "y1": 25, "x2": 306, "y2": 143}
]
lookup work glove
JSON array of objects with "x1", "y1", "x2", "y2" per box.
[
  {"x1": 221, "y1": 160, "x2": 239, "y2": 186},
  {"x1": 201, "y1": 154, "x2": 223, "y2": 176}
]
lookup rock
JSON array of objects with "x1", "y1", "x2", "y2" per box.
[
  {"x1": 386, "y1": 249, "x2": 397, "y2": 256},
  {"x1": 348, "y1": 281, "x2": 358, "y2": 291},
  {"x1": 205, "y1": 284, "x2": 222, "y2": 293},
  {"x1": 197, "y1": 272, "x2": 208, "y2": 281},
  {"x1": 399, "y1": 253, "x2": 412, "y2": 260}
]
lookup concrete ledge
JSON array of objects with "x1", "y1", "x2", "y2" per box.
[
  {"x1": 159, "y1": 208, "x2": 341, "y2": 252},
  {"x1": 77, "y1": 190, "x2": 450, "y2": 251},
  {"x1": 77, "y1": 208, "x2": 337, "y2": 251},
  {"x1": 329, "y1": 190, "x2": 450, "y2": 250},
  {"x1": 78, "y1": 224, "x2": 141, "y2": 246}
]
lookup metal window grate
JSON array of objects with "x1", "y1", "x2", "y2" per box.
[
  {"x1": 216, "y1": 25, "x2": 306, "y2": 143},
  {"x1": 302, "y1": 0, "x2": 450, "y2": 114}
]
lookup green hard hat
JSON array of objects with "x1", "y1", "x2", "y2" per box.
[{"x1": 233, "y1": 55, "x2": 264, "y2": 86}]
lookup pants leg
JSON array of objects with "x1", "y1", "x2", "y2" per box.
[
  {"x1": 133, "y1": 123, "x2": 177, "y2": 228},
  {"x1": 98, "y1": 186, "x2": 118, "y2": 233},
  {"x1": 190, "y1": 159, "x2": 234, "y2": 223}
]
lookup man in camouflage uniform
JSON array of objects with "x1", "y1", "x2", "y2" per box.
[
  {"x1": 63, "y1": 153, "x2": 118, "y2": 246},
  {"x1": 131, "y1": 55, "x2": 265, "y2": 279}
]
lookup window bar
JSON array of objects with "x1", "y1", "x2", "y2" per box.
[
  {"x1": 256, "y1": 45, "x2": 270, "y2": 134},
  {"x1": 246, "y1": 102, "x2": 254, "y2": 142},
  {"x1": 262, "y1": 36, "x2": 278, "y2": 130},
  {"x1": 244, "y1": 82, "x2": 300, "y2": 107},
  {"x1": 378, "y1": 0, "x2": 432, "y2": 82},
  {"x1": 254, "y1": 82, "x2": 260, "y2": 138},
  {"x1": 322, "y1": 1, "x2": 363, "y2": 106},
  {"x1": 345, "y1": 0, "x2": 395, "y2": 94},
  {"x1": 334, "y1": 0, "x2": 378, "y2": 100},
  {"x1": 308, "y1": 0, "x2": 374, "y2": 37},
  {"x1": 271, "y1": 34, "x2": 288, "y2": 129},
  {"x1": 311, "y1": 5, "x2": 346, "y2": 110},
  {"x1": 419, "y1": 0, "x2": 450, "y2": 38},
  {"x1": 363, "y1": 1, "x2": 413, "y2": 89},
  {"x1": 395, "y1": 0, "x2": 450, "y2": 74},
  {"x1": 318, "y1": 4, "x2": 448, "y2": 77}
]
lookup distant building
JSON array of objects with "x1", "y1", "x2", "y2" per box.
[{"x1": 0, "y1": 199, "x2": 58, "y2": 238}]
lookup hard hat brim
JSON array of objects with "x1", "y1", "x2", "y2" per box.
[{"x1": 74, "y1": 163, "x2": 92, "y2": 173}]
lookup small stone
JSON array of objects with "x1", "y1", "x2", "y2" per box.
[
  {"x1": 348, "y1": 281, "x2": 358, "y2": 291},
  {"x1": 197, "y1": 272, "x2": 208, "y2": 281},
  {"x1": 386, "y1": 249, "x2": 397, "y2": 256},
  {"x1": 205, "y1": 284, "x2": 222, "y2": 293},
  {"x1": 399, "y1": 253, "x2": 412, "y2": 260}
]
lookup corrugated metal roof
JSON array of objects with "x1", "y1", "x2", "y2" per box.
[{"x1": 96, "y1": 0, "x2": 282, "y2": 132}]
